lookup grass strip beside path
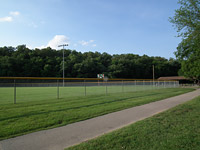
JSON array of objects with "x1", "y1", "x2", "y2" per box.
[
  {"x1": 67, "y1": 93, "x2": 200, "y2": 150},
  {"x1": 0, "y1": 88, "x2": 194, "y2": 140}
]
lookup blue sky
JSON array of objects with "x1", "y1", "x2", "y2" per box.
[{"x1": 0, "y1": 0, "x2": 181, "y2": 58}]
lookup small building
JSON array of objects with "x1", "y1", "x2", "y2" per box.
[{"x1": 157, "y1": 76, "x2": 192, "y2": 84}]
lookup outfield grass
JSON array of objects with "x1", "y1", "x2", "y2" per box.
[
  {"x1": 66, "y1": 95, "x2": 200, "y2": 150},
  {"x1": 0, "y1": 85, "x2": 169, "y2": 104},
  {"x1": 0, "y1": 87, "x2": 194, "y2": 140}
]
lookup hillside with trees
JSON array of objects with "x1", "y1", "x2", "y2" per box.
[{"x1": 0, "y1": 45, "x2": 180, "y2": 79}]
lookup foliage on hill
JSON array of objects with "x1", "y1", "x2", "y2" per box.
[{"x1": 0, "y1": 45, "x2": 180, "y2": 79}]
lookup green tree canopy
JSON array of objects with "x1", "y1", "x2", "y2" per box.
[
  {"x1": 170, "y1": 0, "x2": 200, "y2": 83},
  {"x1": 0, "y1": 45, "x2": 180, "y2": 79}
]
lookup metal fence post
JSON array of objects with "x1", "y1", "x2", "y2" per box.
[
  {"x1": 153, "y1": 80, "x2": 155, "y2": 89},
  {"x1": 14, "y1": 79, "x2": 16, "y2": 104},
  {"x1": 143, "y1": 80, "x2": 144, "y2": 90},
  {"x1": 135, "y1": 80, "x2": 136, "y2": 91},
  {"x1": 57, "y1": 79, "x2": 59, "y2": 99},
  {"x1": 106, "y1": 80, "x2": 108, "y2": 95},
  {"x1": 122, "y1": 80, "x2": 124, "y2": 93},
  {"x1": 84, "y1": 80, "x2": 86, "y2": 96}
]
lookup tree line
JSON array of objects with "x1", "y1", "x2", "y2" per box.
[{"x1": 0, "y1": 45, "x2": 180, "y2": 79}]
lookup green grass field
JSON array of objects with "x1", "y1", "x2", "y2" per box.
[
  {"x1": 0, "y1": 87, "x2": 194, "y2": 140},
  {"x1": 0, "y1": 85, "x2": 167, "y2": 104},
  {"x1": 66, "y1": 95, "x2": 200, "y2": 150}
]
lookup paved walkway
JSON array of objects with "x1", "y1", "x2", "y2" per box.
[{"x1": 1, "y1": 89, "x2": 200, "y2": 150}]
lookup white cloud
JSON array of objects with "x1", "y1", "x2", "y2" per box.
[
  {"x1": 48, "y1": 35, "x2": 69, "y2": 49},
  {"x1": 36, "y1": 45, "x2": 46, "y2": 49},
  {"x1": 37, "y1": 35, "x2": 70, "y2": 49},
  {"x1": 37, "y1": 36, "x2": 97, "y2": 49},
  {"x1": 79, "y1": 40, "x2": 89, "y2": 46},
  {"x1": 0, "y1": 16, "x2": 13, "y2": 22},
  {"x1": 79, "y1": 40, "x2": 96, "y2": 47},
  {"x1": 0, "y1": 11, "x2": 20, "y2": 23},
  {"x1": 10, "y1": 11, "x2": 20, "y2": 16}
]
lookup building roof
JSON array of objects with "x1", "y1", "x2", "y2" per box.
[{"x1": 157, "y1": 76, "x2": 187, "y2": 80}]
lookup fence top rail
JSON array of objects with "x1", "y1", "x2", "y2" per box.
[{"x1": 0, "y1": 77, "x2": 178, "y2": 81}]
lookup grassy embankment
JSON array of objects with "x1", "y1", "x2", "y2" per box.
[{"x1": 67, "y1": 92, "x2": 200, "y2": 150}]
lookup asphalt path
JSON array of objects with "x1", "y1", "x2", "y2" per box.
[{"x1": 1, "y1": 88, "x2": 200, "y2": 150}]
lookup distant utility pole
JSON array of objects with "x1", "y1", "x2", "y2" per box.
[{"x1": 58, "y1": 44, "x2": 68, "y2": 87}]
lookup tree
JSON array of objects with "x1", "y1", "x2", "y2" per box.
[
  {"x1": 0, "y1": 45, "x2": 181, "y2": 79},
  {"x1": 169, "y1": 0, "x2": 200, "y2": 83}
]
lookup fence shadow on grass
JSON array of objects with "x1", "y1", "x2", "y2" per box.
[{"x1": 0, "y1": 91, "x2": 172, "y2": 122}]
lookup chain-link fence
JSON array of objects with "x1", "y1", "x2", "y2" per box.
[{"x1": 0, "y1": 77, "x2": 179, "y2": 104}]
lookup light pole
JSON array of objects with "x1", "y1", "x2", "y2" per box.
[{"x1": 58, "y1": 44, "x2": 68, "y2": 87}]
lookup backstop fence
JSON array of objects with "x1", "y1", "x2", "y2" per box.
[{"x1": 0, "y1": 77, "x2": 179, "y2": 104}]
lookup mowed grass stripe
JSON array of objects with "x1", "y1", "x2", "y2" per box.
[
  {"x1": 0, "y1": 88, "x2": 189, "y2": 121},
  {"x1": 0, "y1": 91, "x2": 167, "y2": 121},
  {"x1": 0, "y1": 88, "x2": 194, "y2": 140},
  {"x1": 0, "y1": 85, "x2": 171, "y2": 104},
  {"x1": 66, "y1": 94, "x2": 200, "y2": 150}
]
